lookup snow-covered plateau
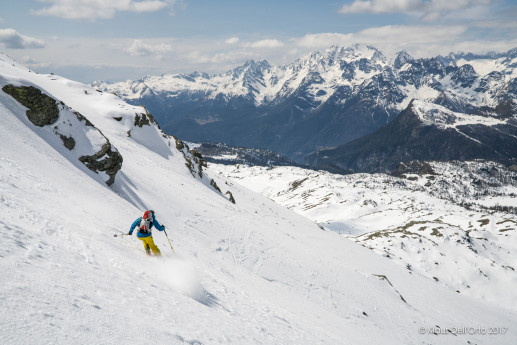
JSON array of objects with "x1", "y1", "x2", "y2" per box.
[
  {"x1": 1, "y1": 53, "x2": 517, "y2": 344},
  {"x1": 211, "y1": 162, "x2": 517, "y2": 313}
]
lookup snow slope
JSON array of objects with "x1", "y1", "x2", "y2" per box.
[
  {"x1": 1, "y1": 54, "x2": 517, "y2": 344},
  {"x1": 413, "y1": 100, "x2": 508, "y2": 129},
  {"x1": 211, "y1": 163, "x2": 517, "y2": 314}
]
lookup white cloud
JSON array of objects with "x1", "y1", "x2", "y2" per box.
[
  {"x1": 186, "y1": 50, "x2": 253, "y2": 65},
  {"x1": 225, "y1": 37, "x2": 240, "y2": 45},
  {"x1": 249, "y1": 39, "x2": 284, "y2": 49},
  {"x1": 358, "y1": 24, "x2": 467, "y2": 44},
  {"x1": 0, "y1": 28, "x2": 45, "y2": 49},
  {"x1": 296, "y1": 33, "x2": 353, "y2": 48},
  {"x1": 339, "y1": 0, "x2": 497, "y2": 22},
  {"x1": 21, "y1": 56, "x2": 51, "y2": 68},
  {"x1": 294, "y1": 25, "x2": 476, "y2": 57},
  {"x1": 126, "y1": 39, "x2": 173, "y2": 57},
  {"x1": 339, "y1": 0, "x2": 422, "y2": 14},
  {"x1": 32, "y1": 0, "x2": 175, "y2": 20}
]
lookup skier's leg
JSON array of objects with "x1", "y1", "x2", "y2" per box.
[
  {"x1": 139, "y1": 237, "x2": 151, "y2": 255},
  {"x1": 145, "y1": 236, "x2": 161, "y2": 256}
]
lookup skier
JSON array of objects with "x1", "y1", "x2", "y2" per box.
[{"x1": 128, "y1": 210, "x2": 165, "y2": 256}]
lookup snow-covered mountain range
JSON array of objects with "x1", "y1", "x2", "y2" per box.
[
  {"x1": 93, "y1": 44, "x2": 517, "y2": 162},
  {"x1": 3, "y1": 53, "x2": 517, "y2": 344}
]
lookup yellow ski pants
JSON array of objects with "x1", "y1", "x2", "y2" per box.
[{"x1": 139, "y1": 236, "x2": 161, "y2": 256}]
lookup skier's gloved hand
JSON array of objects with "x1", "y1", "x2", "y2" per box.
[{"x1": 128, "y1": 232, "x2": 132, "y2": 235}]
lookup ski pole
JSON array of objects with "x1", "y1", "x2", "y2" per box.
[
  {"x1": 114, "y1": 233, "x2": 130, "y2": 237},
  {"x1": 163, "y1": 227, "x2": 175, "y2": 253}
]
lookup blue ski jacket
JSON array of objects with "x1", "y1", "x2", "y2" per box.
[{"x1": 129, "y1": 214, "x2": 165, "y2": 238}]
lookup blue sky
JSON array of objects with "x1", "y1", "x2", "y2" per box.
[{"x1": 1, "y1": 0, "x2": 516, "y2": 83}]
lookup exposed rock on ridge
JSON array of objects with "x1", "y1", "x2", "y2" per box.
[{"x1": 2, "y1": 84, "x2": 123, "y2": 185}]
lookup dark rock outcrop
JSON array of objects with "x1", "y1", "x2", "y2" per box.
[
  {"x1": 2, "y1": 84, "x2": 123, "y2": 186},
  {"x1": 59, "y1": 134, "x2": 76, "y2": 150},
  {"x1": 79, "y1": 142, "x2": 123, "y2": 186},
  {"x1": 2, "y1": 85, "x2": 59, "y2": 126},
  {"x1": 391, "y1": 161, "x2": 436, "y2": 177},
  {"x1": 194, "y1": 142, "x2": 298, "y2": 167}
]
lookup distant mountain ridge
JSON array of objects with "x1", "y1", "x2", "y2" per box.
[
  {"x1": 93, "y1": 44, "x2": 517, "y2": 163},
  {"x1": 305, "y1": 100, "x2": 517, "y2": 173}
]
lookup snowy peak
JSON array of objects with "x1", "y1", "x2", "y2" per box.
[
  {"x1": 226, "y1": 59, "x2": 272, "y2": 97},
  {"x1": 290, "y1": 44, "x2": 386, "y2": 79},
  {"x1": 394, "y1": 50, "x2": 413, "y2": 69},
  {"x1": 448, "y1": 63, "x2": 478, "y2": 88},
  {"x1": 230, "y1": 59, "x2": 271, "y2": 76},
  {"x1": 129, "y1": 81, "x2": 155, "y2": 98},
  {"x1": 323, "y1": 44, "x2": 384, "y2": 64}
]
